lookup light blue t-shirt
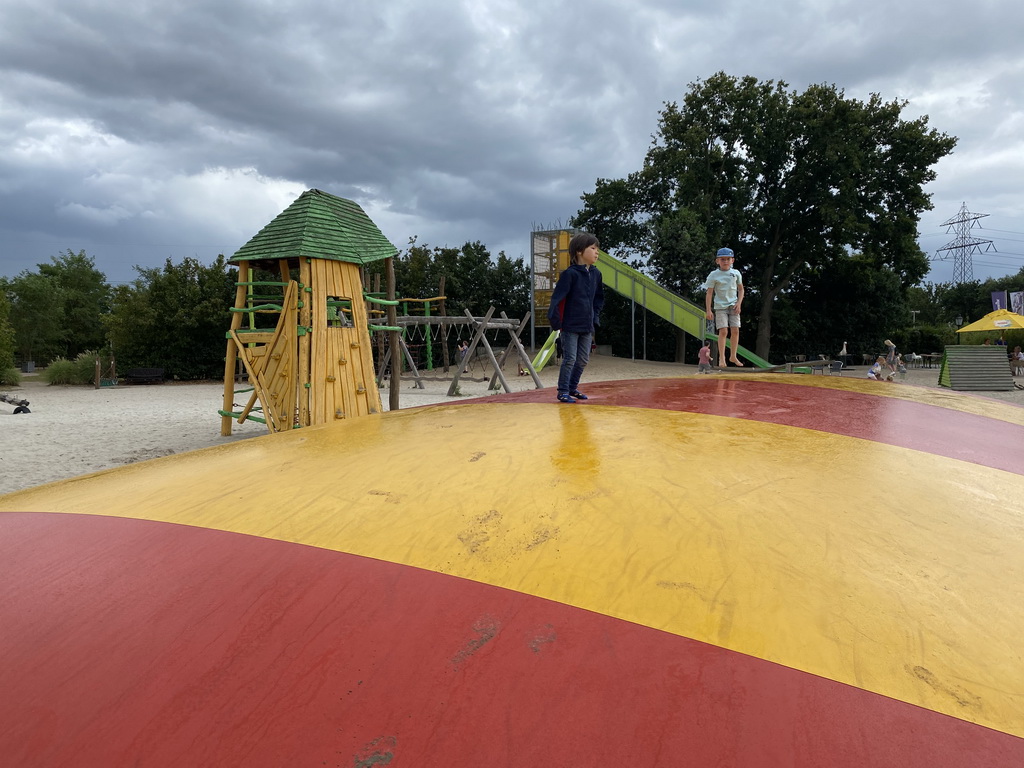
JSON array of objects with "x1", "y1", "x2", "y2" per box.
[{"x1": 705, "y1": 268, "x2": 742, "y2": 309}]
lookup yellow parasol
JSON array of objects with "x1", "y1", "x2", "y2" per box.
[{"x1": 956, "y1": 308, "x2": 1024, "y2": 333}]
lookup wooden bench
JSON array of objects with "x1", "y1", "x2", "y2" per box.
[{"x1": 124, "y1": 368, "x2": 165, "y2": 384}]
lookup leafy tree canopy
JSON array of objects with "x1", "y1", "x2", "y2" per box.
[
  {"x1": 0, "y1": 286, "x2": 16, "y2": 373},
  {"x1": 105, "y1": 255, "x2": 237, "y2": 379},
  {"x1": 368, "y1": 239, "x2": 530, "y2": 321},
  {"x1": 4, "y1": 249, "x2": 110, "y2": 364},
  {"x1": 573, "y1": 72, "x2": 957, "y2": 360},
  {"x1": 6, "y1": 271, "x2": 64, "y2": 364},
  {"x1": 40, "y1": 249, "x2": 111, "y2": 358}
]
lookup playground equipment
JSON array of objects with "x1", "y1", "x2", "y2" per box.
[
  {"x1": 220, "y1": 189, "x2": 398, "y2": 434},
  {"x1": 0, "y1": 393, "x2": 30, "y2": 414},
  {"x1": 530, "y1": 229, "x2": 772, "y2": 369},
  {"x1": 939, "y1": 345, "x2": 1016, "y2": 391},
  {"x1": 3, "y1": 373, "x2": 1024, "y2": 764},
  {"x1": 378, "y1": 306, "x2": 542, "y2": 396}
]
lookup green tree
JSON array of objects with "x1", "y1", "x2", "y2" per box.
[
  {"x1": 489, "y1": 252, "x2": 531, "y2": 321},
  {"x1": 0, "y1": 286, "x2": 16, "y2": 374},
  {"x1": 5, "y1": 250, "x2": 111, "y2": 364},
  {"x1": 7, "y1": 271, "x2": 64, "y2": 364},
  {"x1": 782, "y1": 254, "x2": 905, "y2": 360},
  {"x1": 369, "y1": 239, "x2": 530, "y2": 319},
  {"x1": 365, "y1": 239, "x2": 531, "y2": 369},
  {"x1": 105, "y1": 255, "x2": 237, "y2": 379},
  {"x1": 907, "y1": 283, "x2": 948, "y2": 327},
  {"x1": 574, "y1": 72, "x2": 956, "y2": 360},
  {"x1": 911, "y1": 280, "x2": 989, "y2": 329},
  {"x1": 38, "y1": 249, "x2": 111, "y2": 358}
]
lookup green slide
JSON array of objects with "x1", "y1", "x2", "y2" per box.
[
  {"x1": 594, "y1": 250, "x2": 772, "y2": 368},
  {"x1": 531, "y1": 330, "x2": 560, "y2": 372}
]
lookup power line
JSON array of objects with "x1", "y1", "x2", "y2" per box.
[{"x1": 978, "y1": 228, "x2": 1024, "y2": 237}]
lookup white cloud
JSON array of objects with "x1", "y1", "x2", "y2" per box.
[{"x1": 0, "y1": 0, "x2": 1022, "y2": 283}]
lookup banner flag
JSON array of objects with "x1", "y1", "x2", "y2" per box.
[{"x1": 1011, "y1": 291, "x2": 1024, "y2": 314}]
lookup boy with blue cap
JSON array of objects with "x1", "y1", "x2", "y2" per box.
[{"x1": 704, "y1": 247, "x2": 744, "y2": 368}]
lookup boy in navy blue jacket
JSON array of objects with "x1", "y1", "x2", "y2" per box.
[{"x1": 548, "y1": 233, "x2": 604, "y2": 403}]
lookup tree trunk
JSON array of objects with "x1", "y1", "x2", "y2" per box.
[{"x1": 755, "y1": 301, "x2": 773, "y2": 361}]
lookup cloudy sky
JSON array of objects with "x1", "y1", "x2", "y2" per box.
[{"x1": 2, "y1": 0, "x2": 1022, "y2": 288}]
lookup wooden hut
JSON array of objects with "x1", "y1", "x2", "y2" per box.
[{"x1": 221, "y1": 189, "x2": 397, "y2": 435}]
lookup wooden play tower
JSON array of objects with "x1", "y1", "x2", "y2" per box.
[{"x1": 220, "y1": 189, "x2": 398, "y2": 435}]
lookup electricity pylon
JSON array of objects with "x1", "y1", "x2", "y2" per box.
[{"x1": 933, "y1": 202, "x2": 995, "y2": 284}]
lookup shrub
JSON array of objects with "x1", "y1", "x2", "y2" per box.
[
  {"x1": 71, "y1": 350, "x2": 103, "y2": 384},
  {"x1": 41, "y1": 351, "x2": 111, "y2": 385},
  {"x1": 42, "y1": 357, "x2": 77, "y2": 385},
  {"x1": 0, "y1": 367, "x2": 21, "y2": 386}
]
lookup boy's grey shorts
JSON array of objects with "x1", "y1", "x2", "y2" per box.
[{"x1": 714, "y1": 307, "x2": 741, "y2": 329}]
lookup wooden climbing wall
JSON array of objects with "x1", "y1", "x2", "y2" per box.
[
  {"x1": 300, "y1": 257, "x2": 382, "y2": 426},
  {"x1": 229, "y1": 280, "x2": 300, "y2": 433},
  {"x1": 222, "y1": 258, "x2": 382, "y2": 435}
]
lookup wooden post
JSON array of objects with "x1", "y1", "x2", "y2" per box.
[
  {"x1": 439, "y1": 276, "x2": 450, "y2": 373},
  {"x1": 373, "y1": 272, "x2": 386, "y2": 383},
  {"x1": 398, "y1": 336, "x2": 425, "y2": 389},
  {"x1": 469, "y1": 308, "x2": 510, "y2": 393},
  {"x1": 490, "y1": 311, "x2": 543, "y2": 390},
  {"x1": 297, "y1": 260, "x2": 312, "y2": 428},
  {"x1": 221, "y1": 261, "x2": 249, "y2": 435},
  {"x1": 448, "y1": 307, "x2": 498, "y2": 396},
  {"x1": 386, "y1": 257, "x2": 400, "y2": 411}
]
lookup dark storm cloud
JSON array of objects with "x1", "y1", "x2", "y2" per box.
[{"x1": 1, "y1": 0, "x2": 1023, "y2": 284}]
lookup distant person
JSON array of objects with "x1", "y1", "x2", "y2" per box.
[
  {"x1": 548, "y1": 232, "x2": 604, "y2": 404},
  {"x1": 883, "y1": 339, "x2": 898, "y2": 373},
  {"x1": 983, "y1": 338, "x2": 992, "y2": 345},
  {"x1": 996, "y1": 333, "x2": 1007, "y2": 347},
  {"x1": 696, "y1": 339, "x2": 712, "y2": 374},
  {"x1": 1012, "y1": 346, "x2": 1024, "y2": 376},
  {"x1": 704, "y1": 247, "x2": 744, "y2": 368},
  {"x1": 867, "y1": 355, "x2": 893, "y2": 382}
]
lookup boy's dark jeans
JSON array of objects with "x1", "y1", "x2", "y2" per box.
[{"x1": 557, "y1": 331, "x2": 593, "y2": 395}]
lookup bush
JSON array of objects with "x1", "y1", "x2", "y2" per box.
[
  {"x1": 41, "y1": 351, "x2": 111, "y2": 385},
  {"x1": 71, "y1": 351, "x2": 103, "y2": 383},
  {"x1": 0, "y1": 367, "x2": 21, "y2": 386},
  {"x1": 42, "y1": 357, "x2": 77, "y2": 385}
]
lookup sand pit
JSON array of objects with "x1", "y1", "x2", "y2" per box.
[{"x1": 1, "y1": 354, "x2": 1019, "y2": 496}]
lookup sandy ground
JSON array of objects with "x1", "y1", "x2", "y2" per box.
[{"x1": 1, "y1": 354, "x2": 1020, "y2": 496}]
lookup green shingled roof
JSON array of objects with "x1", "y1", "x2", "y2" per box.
[{"x1": 230, "y1": 189, "x2": 398, "y2": 266}]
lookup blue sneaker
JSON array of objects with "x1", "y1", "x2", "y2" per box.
[
  {"x1": 556, "y1": 393, "x2": 576, "y2": 404},
  {"x1": 570, "y1": 390, "x2": 588, "y2": 400}
]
